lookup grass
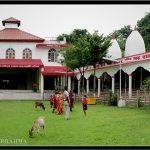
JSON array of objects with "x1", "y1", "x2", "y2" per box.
[{"x1": 0, "y1": 100, "x2": 150, "y2": 146}]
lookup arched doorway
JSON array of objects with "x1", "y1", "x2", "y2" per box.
[
  {"x1": 89, "y1": 74, "x2": 98, "y2": 93},
  {"x1": 132, "y1": 67, "x2": 150, "y2": 90},
  {"x1": 80, "y1": 75, "x2": 87, "y2": 93},
  {"x1": 101, "y1": 72, "x2": 112, "y2": 92},
  {"x1": 72, "y1": 77, "x2": 78, "y2": 93}
]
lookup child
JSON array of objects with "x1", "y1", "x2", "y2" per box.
[
  {"x1": 82, "y1": 95, "x2": 88, "y2": 116},
  {"x1": 63, "y1": 86, "x2": 70, "y2": 120}
]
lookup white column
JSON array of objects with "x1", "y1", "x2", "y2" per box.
[
  {"x1": 40, "y1": 74, "x2": 44, "y2": 93},
  {"x1": 111, "y1": 76, "x2": 115, "y2": 93},
  {"x1": 86, "y1": 78, "x2": 89, "y2": 94},
  {"x1": 68, "y1": 76, "x2": 71, "y2": 92},
  {"x1": 98, "y1": 77, "x2": 101, "y2": 97},
  {"x1": 39, "y1": 68, "x2": 44, "y2": 92},
  {"x1": 78, "y1": 79, "x2": 80, "y2": 95},
  {"x1": 40, "y1": 73, "x2": 44, "y2": 99},
  {"x1": 129, "y1": 74, "x2": 132, "y2": 98}
]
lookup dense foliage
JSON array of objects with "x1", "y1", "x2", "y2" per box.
[
  {"x1": 140, "y1": 77, "x2": 150, "y2": 92},
  {"x1": 105, "y1": 90, "x2": 118, "y2": 106},
  {"x1": 109, "y1": 25, "x2": 132, "y2": 56},
  {"x1": 137, "y1": 12, "x2": 150, "y2": 51},
  {"x1": 59, "y1": 29, "x2": 111, "y2": 94}
]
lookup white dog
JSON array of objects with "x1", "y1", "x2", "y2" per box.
[{"x1": 29, "y1": 116, "x2": 45, "y2": 138}]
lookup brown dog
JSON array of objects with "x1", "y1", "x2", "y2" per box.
[{"x1": 35, "y1": 101, "x2": 45, "y2": 111}]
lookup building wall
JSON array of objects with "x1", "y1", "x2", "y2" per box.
[
  {"x1": 5, "y1": 23, "x2": 18, "y2": 28},
  {"x1": 0, "y1": 42, "x2": 62, "y2": 66},
  {"x1": 75, "y1": 60, "x2": 150, "y2": 80},
  {"x1": 35, "y1": 47, "x2": 62, "y2": 66}
]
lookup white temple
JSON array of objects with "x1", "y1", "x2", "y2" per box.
[
  {"x1": 106, "y1": 38, "x2": 122, "y2": 60},
  {"x1": 125, "y1": 28, "x2": 145, "y2": 57}
]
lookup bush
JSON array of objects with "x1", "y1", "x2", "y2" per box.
[
  {"x1": 140, "y1": 77, "x2": 150, "y2": 92},
  {"x1": 106, "y1": 90, "x2": 118, "y2": 106},
  {"x1": 137, "y1": 97, "x2": 143, "y2": 108}
]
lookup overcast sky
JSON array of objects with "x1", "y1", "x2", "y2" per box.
[{"x1": 0, "y1": 5, "x2": 149, "y2": 39}]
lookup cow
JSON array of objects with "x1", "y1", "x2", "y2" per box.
[
  {"x1": 29, "y1": 116, "x2": 45, "y2": 138},
  {"x1": 35, "y1": 101, "x2": 45, "y2": 111}
]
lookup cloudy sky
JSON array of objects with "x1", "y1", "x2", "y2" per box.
[{"x1": 0, "y1": 5, "x2": 149, "y2": 38}]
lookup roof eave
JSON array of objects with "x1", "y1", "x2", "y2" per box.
[{"x1": 0, "y1": 39, "x2": 45, "y2": 42}]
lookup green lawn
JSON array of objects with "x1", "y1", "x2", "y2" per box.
[{"x1": 0, "y1": 100, "x2": 150, "y2": 146}]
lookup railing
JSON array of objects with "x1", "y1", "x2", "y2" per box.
[{"x1": 93, "y1": 89, "x2": 150, "y2": 106}]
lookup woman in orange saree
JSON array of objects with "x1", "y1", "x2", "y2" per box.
[{"x1": 56, "y1": 93, "x2": 64, "y2": 115}]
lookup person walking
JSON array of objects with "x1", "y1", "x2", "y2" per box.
[
  {"x1": 56, "y1": 92, "x2": 64, "y2": 115},
  {"x1": 63, "y1": 86, "x2": 70, "y2": 120},
  {"x1": 49, "y1": 91, "x2": 55, "y2": 108},
  {"x1": 69, "y1": 90, "x2": 75, "y2": 112},
  {"x1": 82, "y1": 95, "x2": 88, "y2": 116}
]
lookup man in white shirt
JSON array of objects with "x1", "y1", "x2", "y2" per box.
[{"x1": 63, "y1": 86, "x2": 70, "y2": 120}]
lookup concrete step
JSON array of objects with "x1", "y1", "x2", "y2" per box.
[{"x1": 0, "y1": 90, "x2": 44, "y2": 100}]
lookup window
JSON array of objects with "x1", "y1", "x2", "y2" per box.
[
  {"x1": 6, "y1": 48, "x2": 15, "y2": 59},
  {"x1": 48, "y1": 49, "x2": 57, "y2": 62},
  {"x1": 23, "y1": 48, "x2": 32, "y2": 59}
]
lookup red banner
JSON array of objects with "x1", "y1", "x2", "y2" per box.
[
  {"x1": 122, "y1": 52, "x2": 150, "y2": 63},
  {"x1": 0, "y1": 64, "x2": 40, "y2": 68}
]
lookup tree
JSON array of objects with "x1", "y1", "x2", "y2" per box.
[
  {"x1": 109, "y1": 25, "x2": 132, "y2": 56},
  {"x1": 137, "y1": 12, "x2": 150, "y2": 51},
  {"x1": 59, "y1": 29, "x2": 111, "y2": 95},
  {"x1": 57, "y1": 29, "x2": 89, "y2": 44},
  {"x1": 60, "y1": 29, "x2": 91, "y2": 94},
  {"x1": 140, "y1": 77, "x2": 150, "y2": 92},
  {"x1": 88, "y1": 31, "x2": 111, "y2": 95},
  {"x1": 60, "y1": 44, "x2": 79, "y2": 87}
]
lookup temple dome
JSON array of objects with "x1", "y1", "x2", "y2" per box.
[
  {"x1": 106, "y1": 39, "x2": 122, "y2": 60},
  {"x1": 125, "y1": 29, "x2": 145, "y2": 57}
]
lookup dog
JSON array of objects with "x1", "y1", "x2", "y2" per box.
[
  {"x1": 29, "y1": 116, "x2": 45, "y2": 138},
  {"x1": 35, "y1": 101, "x2": 45, "y2": 111}
]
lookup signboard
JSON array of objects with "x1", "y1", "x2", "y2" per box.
[
  {"x1": 0, "y1": 64, "x2": 40, "y2": 68},
  {"x1": 121, "y1": 52, "x2": 150, "y2": 64},
  {"x1": 36, "y1": 44, "x2": 67, "y2": 48}
]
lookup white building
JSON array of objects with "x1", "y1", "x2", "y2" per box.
[
  {"x1": 75, "y1": 27, "x2": 150, "y2": 99},
  {"x1": 0, "y1": 17, "x2": 149, "y2": 100},
  {"x1": 0, "y1": 17, "x2": 72, "y2": 99}
]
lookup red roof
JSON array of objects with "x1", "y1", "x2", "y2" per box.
[
  {"x1": 42, "y1": 66, "x2": 74, "y2": 76},
  {"x1": 42, "y1": 66, "x2": 67, "y2": 75},
  {"x1": 0, "y1": 28, "x2": 45, "y2": 42},
  {"x1": 2, "y1": 17, "x2": 21, "y2": 27},
  {"x1": 0, "y1": 59, "x2": 43, "y2": 68},
  {"x1": 2, "y1": 17, "x2": 20, "y2": 23}
]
